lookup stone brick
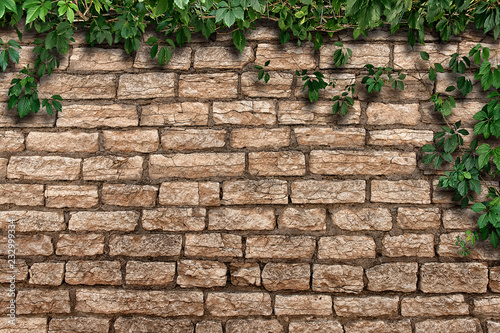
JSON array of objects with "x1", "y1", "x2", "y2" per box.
[
  {"x1": 213, "y1": 100, "x2": 276, "y2": 125},
  {"x1": 275, "y1": 294, "x2": 333, "y2": 316},
  {"x1": 195, "y1": 46, "x2": 254, "y2": 69},
  {"x1": 48, "y1": 317, "x2": 110, "y2": 333},
  {"x1": 473, "y1": 296, "x2": 500, "y2": 317},
  {"x1": 177, "y1": 260, "x2": 227, "y2": 288},
  {"x1": 114, "y1": 317, "x2": 193, "y2": 333},
  {"x1": 209, "y1": 207, "x2": 275, "y2": 231},
  {"x1": 118, "y1": 73, "x2": 176, "y2": 99},
  {"x1": 56, "y1": 104, "x2": 138, "y2": 128},
  {"x1": 196, "y1": 321, "x2": 223, "y2": 333},
  {"x1": 310, "y1": 150, "x2": 416, "y2": 175},
  {"x1": 70, "y1": 48, "x2": 133, "y2": 71},
  {"x1": 17, "y1": 290, "x2": 70, "y2": 314},
  {"x1": 0, "y1": 102, "x2": 55, "y2": 127},
  {"x1": 161, "y1": 128, "x2": 226, "y2": 150},
  {"x1": 366, "y1": 103, "x2": 420, "y2": 125},
  {"x1": 0, "y1": 234, "x2": 52, "y2": 256},
  {"x1": 222, "y1": 179, "x2": 288, "y2": 205},
  {"x1": 56, "y1": 234, "x2": 105, "y2": 256},
  {"x1": 433, "y1": 179, "x2": 496, "y2": 204},
  {"x1": 460, "y1": 41, "x2": 500, "y2": 66},
  {"x1": 295, "y1": 73, "x2": 357, "y2": 100},
  {"x1": 103, "y1": 129, "x2": 159, "y2": 152},
  {"x1": 45, "y1": 185, "x2": 98, "y2": 208},
  {"x1": 371, "y1": 180, "x2": 431, "y2": 204},
  {"x1": 442, "y1": 209, "x2": 479, "y2": 230},
  {"x1": 40, "y1": 74, "x2": 116, "y2": 99},
  {"x1": 109, "y1": 234, "x2": 182, "y2": 257},
  {"x1": 207, "y1": 292, "x2": 272, "y2": 316},
  {"x1": 366, "y1": 262, "x2": 418, "y2": 292},
  {"x1": 262, "y1": 263, "x2": 310, "y2": 291},
  {"x1": 0, "y1": 317, "x2": 47, "y2": 332},
  {"x1": 420, "y1": 263, "x2": 488, "y2": 293},
  {"x1": 368, "y1": 129, "x2": 433, "y2": 146},
  {"x1": 312, "y1": 264, "x2": 364, "y2": 293},
  {"x1": 0, "y1": 73, "x2": 17, "y2": 102},
  {"x1": 398, "y1": 207, "x2": 441, "y2": 230},
  {"x1": 102, "y1": 184, "x2": 158, "y2": 207},
  {"x1": 83, "y1": 155, "x2": 143, "y2": 181},
  {"x1": 414, "y1": 319, "x2": 481, "y2": 333},
  {"x1": 241, "y1": 72, "x2": 293, "y2": 98},
  {"x1": 0, "y1": 158, "x2": 6, "y2": 179},
  {"x1": 185, "y1": 233, "x2": 242, "y2": 258},
  {"x1": 401, "y1": 294, "x2": 469, "y2": 317},
  {"x1": 0, "y1": 259, "x2": 28, "y2": 282},
  {"x1": 256, "y1": 43, "x2": 315, "y2": 70},
  {"x1": 245, "y1": 25, "x2": 281, "y2": 41},
  {"x1": 344, "y1": 320, "x2": 412, "y2": 333},
  {"x1": 149, "y1": 153, "x2": 245, "y2": 179},
  {"x1": 29, "y1": 262, "x2": 64, "y2": 286},
  {"x1": 278, "y1": 207, "x2": 326, "y2": 231},
  {"x1": 334, "y1": 296, "x2": 398, "y2": 317},
  {"x1": 76, "y1": 289, "x2": 203, "y2": 316},
  {"x1": 69, "y1": 211, "x2": 139, "y2": 232},
  {"x1": 294, "y1": 127, "x2": 365, "y2": 147},
  {"x1": 358, "y1": 76, "x2": 433, "y2": 101},
  {"x1": 179, "y1": 73, "x2": 238, "y2": 99},
  {"x1": 489, "y1": 321, "x2": 500, "y2": 333},
  {"x1": 394, "y1": 44, "x2": 458, "y2": 70},
  {"x1": 134, "y1": 44, "x2": 192, "y2": 70},
  {"x1": 332, "y1": 208, "x2": 392, "y2": 231},
  {"x1": 142, "y1": 208, "x2": 206, "y2": 231},
  {"x1": 8, "y1": 156, "x2": 81, "y2": 180},
  {"x1": 0, "y1": 184, "x2": 44, "y2": 206},
  {"x1": 249, "y1": 151, "x2": 305, "y2": 176},
  {"x1": 246, "y1": 235, "x2": 316, "y2": 259},
  {"x1": 230, "y1": 263, "x2": 261, "y2": 286},
  {"x1": 278, "y1": 101, "x2": 361, "y2": 125},
  {"x1": 231, "y1": 127, "x2": 290, "y2": 148},
  {"x1": 159, "y1": 181, "x2": 219, "y2": 206},
  {"x1": 65, "y1": 261, "x2": 121, "y2": 285},
  {"x1": 140, "y1": 102, "x2": 209, "y2": 126},
  {"x1": 318, "y1": 236, "x2": 376, "y2": 260},
  {"x1": 0, "y1": 130, "x2": 24, "y2": 152},
  {"x1": 382, "y1": 234, "x2": 435, "y2": 257},
  {"x1": 490, "y1": 267, "x2": 500, "y2": 292},
  {"x1": 126, "y1": 261, "x2": 176, "y2": 286},
  {"x1": 289, "y1": 321, "x2": 343, "y2": 333},
  {"x1": 291, "y1": 180, "x2": 366, "y2": 204},
  {"x1": 227, "y1": 319, "x2": 283, "y2": 333},
  {"x1": 320, "y1": 43, "x2": 390, "y2": 69},
  {"x1": 438, "y1": 232, "x2": 500, "y2": 260},
  {"x1": 0, "y1": 211, "x2": 65, "y2": 232}
]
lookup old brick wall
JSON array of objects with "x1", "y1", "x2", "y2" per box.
[{"x1": 1, "y1": 23, "x2": 500, "y2": 332}]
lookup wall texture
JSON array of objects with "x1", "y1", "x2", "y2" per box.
[{"x1": 1, "y1": 23, "x2": 500, "y2": 332}]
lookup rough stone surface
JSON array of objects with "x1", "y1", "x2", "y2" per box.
[
  {"x1": 142, "y1": 207, "x2": 206, "y2": 231},
  {"x1": 49, "y1": 317, "x2": 110, "y2": 333},
  {"x1": 279, "y1": 101, "x2": 361, "y2": 125},
  {"x1": 334, "y1": 296, "x2": 399, "y2": 317},
  {"x1": 113, "y1": 317, "x2": 193, "y2": 333},
  {"x1": 312, "y1": 264, "x2": 364, "y2": 293},
  {"x1": 366, "y1": 103, "x2": 420, "y2": 125},
  {"x1": 102, "y1": 184, "x2": 158, "y2": 207},
  {"x1": 57, "y1": 104, "x2": 138, "y2": 128},
  {"x1": 161, "y1": 128, "x2": 226, "y2": 150},
  {"x1": 206, "y1": 292, "x2": 272, "y2": 316},
  {"x1": 0, "y1": 184, "x2": 44, "y2": 206},
  {"x1": 241, "y1": 72, "x2": 293, "y2": 98},
  {"x1": 368, "y1": 129, "x2": 433, "y2": 146},
  {"x1": 8, "y1": 156, "x2": 81, "y2": 180},
  {"x1": 332, "y1": 208, "x2": 392, "y2": 231},
  {"x1": 401, "y1": 294, "x2": 469, "y2": 316},
  {"x1": 230, "y1": 263, "x2": 261, "y2": 287},
  {"x1": 56, "y1": 234, "x2": 105, "y2": 256},
  {"x1": 256, "y1": 43, "x2": 315, "y2": 70},
  {"x1": 177, "y1": 260, "x2": 227, "y2": 288},
  {"x1": 291, "y1": 180, "x2": 366, "y2": 204},
  {"x1": 382, "y1": 234, "x2": 435, "y2": 257},
  {"x1": 473, "y1": 296, "x2": 500, "y2": 317},
  {"x1": 490, "y1": 267, "x2": 500, "y2": 292},
  {"x1": 45, "y1": 185, "x2": 99, "y2": 208},
  {"x1": 366, "y1": 262, "x2": 418, "y2": 292},
  {"x1": 184, "y1": 233, "x2": 243, "y2": 258},
  {"x1": 109, "y1": 234, "x2": 182, "y2": 257},
  {"x1": 274, "y1": 294, "x2": 333, "y2": 316},
  {"x1": 414, "y1": 319, "x2": 481, "y2": 333},
  {"x1": 209, "y1": 207, "x2": 275, "y2": 231},
  {"x1": 278, "y1": 207, "x2": 327, "y2": 231},
  {"x1": 438, "y1": 232, "x2": 500, "y2": 260},
  {"x1": 394, "y1": 44, "x2": 458, "y2": 70},
  {"x1": 371, "y1": 180, "x2": 431, "y2": 204},
  {"x1": 40, "y1": 74, "x2": 116, "y2": 99},
  {"x1": 140, "y1": 103, "x2": 209, "y2": 126},
  {"x1": 289, "y1": 321, "x2": 343, "y2": 333},
  {"x1": 320, "y1": 43, "x2": 390, "y2": 68},
  {"x1": 261, "y1": 263, "x2": 310, "y2": 291},
  {"x1": 0, "y1": 259, "x2": 28, "y2": 282},
  {"x1": 420, "y1": 263, "x2": 488, "y2": 293},
  {"x1": 0, "y1": 234, "x2": 53, "y2": 256},
  {"x1": 69, "y1": 211, "x2": 139, "y2": 231},
  {"x1": 134, "y1": 44, "x2": 191, "y2": 70},
  {"x1": 179, "y1": 73, "x2": 238, "y2": 99},
  {"x1": 398, "y1": 207, "x2": 441, "y2": 230},
  {"x1": 194, "y1": 46, "x2": 254, "y2": 68},
  {"x1": 17, "y1": 290, "x2": 70, "y2": 314},
  {"x1": 196, "y1": 321, "x2": 223, "y2": 333},
  {"x1": 83, "y1": 155, "x2": 144, "y2": 181},
  {"x1": 248, "y1": 151, "x2": 306, "y2": 176},
  {"x1": 103, "y1": 129, "x2": 159, "y2": 152},
  {"x1": 213, "y1": 101, "x2": 276, "y2": 125},
  {"x1": 442, "y1": 209, "x2": 479, "y2": 229},
  {"x1": 0, "y1": 210, "x2": 65, "y2": 232},
  {"x1": 159, "y1": 181, "x2": 219, "y2": 206},
  {"x1": 0, "y1": 317, "x2": 47, "y2": 332},
  {"x1": 343, "y1": 320, "x2": 412, "y2": 333},
  {"x1": 29, "y1": 262, "x2": 65, "y2": 286},
  {"x1": 231, "y1": 127, "x2": 290, "y2": 148},
  {"x1": 125, "y1": 261, "x2": 176, "y2": 286},
  {"x1": 65, "y1": 261, "x2": 122, "y2": 285},
  {"x1": 246, "y1": 235, "x2": 316, "y2": 259},
  {"x1": 0, "y1": 130, "x2": 24, "y2": 152},
  {"x1": 294, "y1": 127, "x2": 365, "y2": 147},
  {"x1": 118, "y1": 73, "x2": 176, "y2": 99},
  {"x1": 318, "y1": 236, "x2": 376, "y2": 260},
  {"x1": 226, "y1": 319, "x2": 283, "y2": 333},
  {"x1": 70, "y1": 48, "x2": 133, "y2": 71},
  {"x1": 222, "y1": 179, "x2": 288, "y2": 205}
]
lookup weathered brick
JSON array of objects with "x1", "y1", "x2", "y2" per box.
[
  {"x1": 45, "y1": 185, "x2": 98, "y2": 208},
  {"x1": 414, "y1": 318, "x2": 481, "y2": 333},
  {"x1": 0, "y1": 211, "x2": 65, "y2": 232},
  {"x1": 56, "y1": 234, "x2": 105, "y2": 256},
  {"x1": 177, "y1": 260, "x2": 227, "y2": 288},
  {"x1": 344, "y1": 320, "x2": 412, "y2": 333},
  {"x1": 134, "y1": 44, "x2": 192, "y2": 69},
  {"x1": 76, "y1": 289, "x2": 204, "y2": 316},
  {"x1": 17, "y1": 290, "x2": 70, "y2": 314},
  {"x1": 249, "y1": 151, "x2": 306, "y2": 176},
  {"x1": 368, "y1": 129, "x2": 433, "y2": 146},
  {"x1": 278, "y1": 207, "x2": 326, "y2": 231},
  {"x1": 184, "y1": 233, "x2": 242, "y2": 258},
  {"x1": 230, "y1": 263, "x2": 261, "y2": 287},
  {"x1": 70, "y1": 48, "x2": 133, "y2": 71},
  {"x1": 320, "y1": 43, "x2": 390, "y2": 69},
  {"x1": 49, "y1": 317, "x2": 110, "y2": 333},
  {"x1": 295, "y1": 73, "x2": 356, "y2": 100},
  {"x1": 222, "y1": 179, "x2": 288, "y2": 205},
  {"x1": 438, "y1": 232, "x2": 500, "y2": 260},
  {"x1": 366, "y1": 262, "x2": 418, "y2": 292},
  {"x1": 161, "y1": 128, "x2": 226, "y2": 150},
  {"x1": 109, "y1": 234, "x2": 182, "y2": 257},
  {"x1": 245, "y1": 25, "x2": 281, "y2": 41},
  {"x1": 420, "y1": 262, "x2": 488, "y2": 293},
  {"x1": 102, "y1": 184, "x2": 158, "y2": 207},
  {"x1": 488, "y1": 321, "x2": 500, "y2": 333},
  {"x1": 29, "y1": 262, "x2": 64, "y2": 286},
  {"x1": 294, "y1": 127, "x2": 365, "y2": 147},
  {"x1": 114, "y1": 317, "x2": 193, "y2": 333},
  {"x1": 246, "y1": 235, "x2": 316, "y2": 259},
  {"x1": 103, "y1": 129, "x2": 159, "y2": 152},
  {"x1": 65, "y1": 261, "x2": 121, "y2": 285},
  {"x1": 382, "y1": 234, "x2": 435, "y2": 257},
  {"x1": 398, "y1": 207, "x2": 441, "y2": 230},
  {"x1": 262, "y1": 263, "x2": 310, "y2": 291},
  {"x1": 207, "y1": 292, "x2": 272, "y2": 316},
  {"x1": 401, "y1": 294, "x2": 469, "y2": 317},
  {"x1": 241, "y1": 72, "x2": 293, "y2": 98},
  {"x1": 209, "y1": 207, "x2": 275, "y2": 231},
  {"x1": 442, "y1": 209, "x2": 479, "y2": 229},
  {"x1": 56, "y1": 104, "x2": 138, "y2": 128},
  {"x1": 0, "y1": 73, "x2": 17, "y2": 102},
  {"x1": 149, "y1": 153, "x2": 245, "y2": 179},
  {"x1": 0, "y1": 317, "x2": 47, "y2": 332},
  {"x1": 289, "y1": 321, "x2": 343, "y2": 333},
  {"x1": 8, "y1": 156, "x2": 81, "y2": 180},
  {"x1": 332, "y1": 208, "x2": 392, "y2": 231},
  {"x1": 140, "y1": 102, "x2": 209, "y2": 126},
  {"x1": 0, "y1": 184, "x2": 44, "y2": 206},
  {"x1": 179, "y1": 73, "x2": 238, "y2": 98},
  {"x1": 83, "y1": 155, "x2": 143, "y2": 181},
  {"x1": 0, "y1": 158, "x2": 6, "y2": 179},
  {"x1": 256, "y1": 43, "x2": 315, "y2": 69},
  {"x1": 312, "y1": 264, "x2": 364, "y2": 293},
  {"x1": 0, "y1": 259, "x2": 28, "y2": 282},
  {"x1": 69, "y1": 211, "x2": 139, "y2": 231},
  {"x1": 40, "y1": 74, "x2": 116, "y2": 99},
  {"x1": 0, "y1": 130, "x2": 24, "y2": 152},
  {"x1": 213, "y1": 100, "x2": 276, "y2": 125},
  {"x1": 195, "y1": 46, "x2": 254, "y2": 68},
  {"x1": 231, "y1": 127, "x2": 290, "y2": 148},
  {"x1": 227, "y1": 319, "x2": 283, "y2": 333},
  {"x1": 275, "y1": 294, "x2": 333, "y2": 316},
  {"x1": 394, "y1": 44, "x2": 458, "y2": 70},
  {"x1": 279, "y1": 101, "x2": 361, "y2": 125},
  {"x1": 159, "y1": 181, "x2": 219, "y2": 206},
  {"x1": 142, "y1": 207, "x2": 206, "y2": 231},
  {"x1": 371, "y1": 180, "x2": 431, "y2": 204},
  {"x1": 291, "y1": 180, "x2": 366, "y2": 204},
  {"x1": 118, "y1": 73, "x2": 176, "y2": 99},
  {"x1": 366, "y1": 103, "x2": 420, "y2": 125},
  {"x1": 318, "y1": 236, "x2": 376, "y2": 260},
  {"x1": 126, "y1": 261, "x2": 176, "y2": 286},
  {"x1": 334, "y1": 296, "x2": 398, "y2": 317},
  {"x1": 0, "y1": 234, "x2": 52, "y2": 256},
  {"x1": 490, "y1": 267, "x2": 500, "y2": 292},
  {"x1": 0, "y1": 102, "x2": 55, "y2": 127}
]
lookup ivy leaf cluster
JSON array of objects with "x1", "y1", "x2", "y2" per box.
[
  {"x1": 361, "y1": 64, "x2": 405, "y2": 93},
  {"x1": 0, "y1": 38, "x2": 21, "y2": 71}
]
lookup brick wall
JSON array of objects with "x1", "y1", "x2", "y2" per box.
[{"x1": 1, "y1": 23, "x2": 500, "y2": 332}]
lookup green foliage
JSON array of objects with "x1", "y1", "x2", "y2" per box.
[
  {"x1": 254, "y1": 60, "x2": 270, "y2": 83},
  {"x1": 361, "y1": 65, "x2": 405, "y2": 93},
  {"x1": 0, "y1": 38, "x2": 21, "y2": 71},
  {"x1": 455, "y1": 230, "x2": 479, "y2": 257}
]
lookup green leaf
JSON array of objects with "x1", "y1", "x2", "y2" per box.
[
  {"x1": 472, "y1": 202, "x2": 487, "y2": 212},
  {"x1": 422, "y1": 144, "x2": 436, "y2": 152},
  {"x1": 313, "y1": 32, "x2": 323, "y2": 51},
  {"x1": 477, "y1": 143, "x2": 491, "y2": 154},
  {"x1": 26, "y1": 6, "x2": 40, "y2": 24},
  {"x1": 434, "y1": 63, "x2": 444, "y2": 72},
  {"x1": 232, "y1": 30, "x2": 246, "y2": 52},
  {"x1": 483, "y1": 47, "x2": 490, "y2": 61},
  {"x1": 4, "y1": 0, "x2": 16, "y2": 13},
  {"x1": 420, "y1": 51, "x2": 429, "y2": 60},
  {"x1": 423, "y1": 153, "x2": 436, "y2": 164},
  {"x1": 17, "y1": 97, "x2": 31, "y2": 118},
  {"x1": 478, "y1": 152, "x2": 491, "y2": 169},
  {"x1": 174, "y1": 0, "x2": 190, "y2": 9},
  {"x1": 491, "y1": 230, "x2": 499, "y2": 248},
  {"x1": 7, "y1": 47, "x2": 19, "y2": 63}
]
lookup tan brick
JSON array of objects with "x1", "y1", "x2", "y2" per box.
[
  {"x1": 69, "y1": 211, "x2": 139, "y2": 232},
  {"x1": 17, "y1": 290, "x2": 70, "y2": 314},
  {"x1": 114, "y1": 317, "x2": 193, "y2": 333},
  {"x1": 103, "y1": 129, "x2": 159, "y2": 152},
  {"x1": 344, "y1": 320, "x2": 412, "y2": 333},
  {"x1": 207, "y1": 292, "x2": 272, "y2": 316},
  {"x1": 177, "y1": 260, "x2": 227, "y2": 288},
  {"x1": 222, "y1": 179, "x2": 288, "y2": 205},
  {"x1": 358, "y1": 76, "x2": 433, "y2": 101},
  {"x1": 0, "y1": 234, "x2": 52, "y2": 256},
  {"x1": 76, "y1": 289, "x2": 203, "y2": 316},
  {"x1": 246, "y1": 235, "x2": 315, "y2": 259},
  {"x1": 195, "y1": 46, "x2": 254, "y2": 69},
  {"x1": 161, "y1": 128, "x2": 226, "y2": 150},
  {"x1": 56, "y1": 104, "x2": 138, "y2": 128},
  {"x1": 490, "y1": 267, "x2": 500, "y2": 292},
  {"x1": 442, "y1": 209, "x2": 479, "y2": 229},
  {"x1": 289, "y1": 321, "x2": 343, "y2": 333},
  {"x1": 134, "y1": 44, "x2": 191, "y2": 70},
  {"x1": 366, "y1": 103, "x2": 420, "y2": 125},
  {"x1": 8, "y1": 156, "x2": 81, "y2": 180},
  {"x1": 488, "y1": 321, "x2": 500, "y2": 333},
  {"x1": 118, "y1": 73, "x2": 176, "y2": 99},
  {"x1": 291, "y1": 180, "x2": 366, "y2": 204},
  {"x1": 241, "y1": 72, "x2": 293, "y2": 98},
  {"x1": 231, "y1": 127, "x2": 290, "y2": 148},
  {"x1": 320, "y1": 43, "x2": 390, "y2": 69},
  {"x1": 142, "y1": 207, "x2": 206, "y2": 231},
  {"x1": 394, "y1": 44, "x2": 458, "y2": 70},
  {"x1": 278, "y1": 207, "x2": 326, "y2": 231},
  {"x1": 159, "y1": 181, "x2": 219, "y2": 206},
  {"x1": 0, "y1": 317, "x2": 47, "y2": 332},
  {"x1": 0, "y1": 102, "x2": 55, "y2": 127},
  {"x1": 0, "y1": 184, "x2": 44, "y2": 206},
  {"x1": 209, "y1": 207, "x2": 274, "y2": 231},
  {"x1": 318, "y1": 236, "x2": 376, "y2": 260},
  {"x1": 438, "y1": 232, "x2": 500, "y2": 260},
  {"x1": 126, "y1": 261, "x2": 176, "y2": 286},
  {"x1": 371, "y1": 180, "x2": 431, "y2": 204},
  {"x1": 0, "y1": 259, "x2": 28, "y2": 283},
  {"x1": 56, "y1": 234, "x2": 105, "y2": 256},
  {"x1": 179, "y1": 73, "x2": 238, "y2": 98},
  {"x1": 70, "y1": 48, "x2": 133, "y2": 71},
  {"x1": 0, "y1": 158, "x2": 6, "y2": 179},
  {"x1": 275, "y1": 294, "x2": 332, "y2": 316},
  {"x1": 45, "y1": 185, "x2": 98, "y2": 208},
  {"x1": 0, "y1": 211, "x2": 65, "y2": 232},
  {"x1": 27, "y1": 131, "x2": 98, "y2": 153},
  {"x1": 248, "y1": 151, "x2": 305, "y2": 176},
  {"x1": 312, "y1": 264, "x2": 364, "y2": 293},
  {"x1": 368, "y1": 129, "x2": 433, "y2": 146},
  {"x1": 398, "y1": 207, "x2": 441, "y2": 230},
  {"x1": 230, "y1": 263, "x2": 261, "y2": 287},
  {"x1": 256, "y1": 43, "x2": 315, "y2": 70},
  {"x1": 213, "y1": 100, "x2": 276, "y2": 125},
  {"x1": 102, "y1": 184, "x2": 157, "y2": 207},
  {"x1": 245, "y1": 25, "x2": 281, "y2": 41},
  {"x1": 65, "y1": 261, "x2": 121, "y2": 285},
  {"x1": 279, "y1": 101, "x2": 360, "y2": 125},
  {"x1": 332, "y1": 208, "x2": 392, "y2": 231},
  {"x1": 382, "y1": 234, "x2": 435, "y2": 257},
  {"x1": 140, "y1": 102, "x2": 209, "y2": 126},
  {"x1": 415, "y1": 318, "x2": 481, "y2": 333},
  {"x1": 401, "y1": 294, "x2": 469, "y2": 317},
  {"x1": 0, "y1": 130, "x2": 24, "y2": 152},
  {"x1": 109, "y1": 234, "x2": 182, "y2": 257},
  {"x1": 40, "y1": 74, "x2": 116, "y2": 99},
  {"x1": 420, "y1": 262, "x2": 488, "y2": 293},
  {"x1": 14, "y1": 46, "x2": 69, "y2": 70},
  {"x1": 49, "y1": 317, "x2": 110, "y2": 333},
  {"x1": 262, "y1": 263, "x2": 310, "y2": 291},
  {"x1": 294, "y1": 127, "x2": 365, "y2": 147},
  {"x1": 185, "y1": 233, "x2": 242, "y2": 258},
  {"x1": 149, "y1": 153, "x2": 245, "y2": 179},
  {"x1": 367, "y1": 262, "x2": 418, "y2": 292},
  {"x1": 335, "y1": 296, "x2": 398, "y2": 317},
  {"x1": 474, "y1": 297, "x2": 500, "y2": 317},
  {"x1": 227, "y1": 319, "x2": 283, "y2": 333},
  {"x1": 83, "y1": 155, "x2": 143, "y2": 181},
  {"x1": 29, "y1": 262, "x2": 64, "y2": 286}
]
